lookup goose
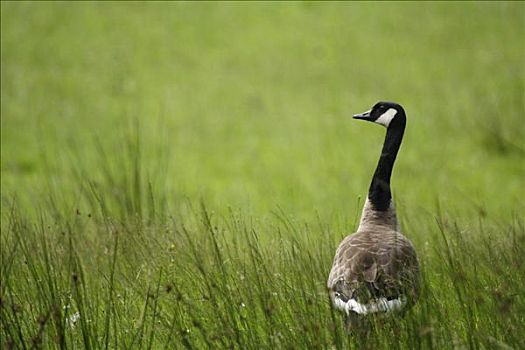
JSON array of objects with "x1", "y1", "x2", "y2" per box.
[{"x1": 327, "y1": 101, "x2": 420, "y2": 331}]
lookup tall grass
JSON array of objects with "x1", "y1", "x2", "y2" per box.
[{"x1": 1, "y1": 139, "x2": 523, "y2": 349}]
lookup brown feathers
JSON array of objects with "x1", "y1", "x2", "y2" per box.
[{"x1": 327, "y1": 200, "x2": 420, "y2": 322}]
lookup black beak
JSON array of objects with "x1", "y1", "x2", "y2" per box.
[{"x1": 353, "y1": 110, "x2": 372, "y2": 121}]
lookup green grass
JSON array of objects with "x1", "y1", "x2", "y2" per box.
[{"x1": 1, "y1": 2, "x2": 524, "y2": 349}]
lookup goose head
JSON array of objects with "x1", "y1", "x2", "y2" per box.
[{"x1": 353, "y1": 101, "x2": 406, "y2": 128}]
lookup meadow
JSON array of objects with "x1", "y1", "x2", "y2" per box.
[{"x1": 1, "y1": 2, "x2": 524, "y2": 349}]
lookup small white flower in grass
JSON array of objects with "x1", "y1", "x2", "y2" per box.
[
  {"x1": 67, "y1": 312, "x2": 80, "y2": 329},
  {"x1": 240, "y1": 302, "x2": 246, "y2": 308}
]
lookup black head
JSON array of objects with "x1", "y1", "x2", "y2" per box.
[{"x1": 353, "y1": 101, "x2": 406, "y2": 128}]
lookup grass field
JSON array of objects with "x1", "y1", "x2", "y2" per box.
[{"x1": 1, "y1": 2, "x2": 524, "y2": 349}]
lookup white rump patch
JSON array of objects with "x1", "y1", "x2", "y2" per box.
[
  {"x1": 333, "y1": 296, "x2": 406, "y2": 315},
  {"x1": 375, "y1": 108, "x2": 397, "y2": 127}
]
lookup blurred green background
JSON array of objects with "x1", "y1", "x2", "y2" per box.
[
  {"x1": 1, "y1": 1, "x2": 524, "y2": 221},
  {"x1": 2, "y1": 3, "x2": 524, "y2": 349}
]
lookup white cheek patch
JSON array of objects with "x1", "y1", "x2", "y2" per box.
[{"x1": 375, "y1": 108, "x2": 398, "y2": 127}]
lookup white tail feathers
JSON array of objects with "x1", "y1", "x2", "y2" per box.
[{"x1": 333, "y1": 296, "x2": 406, "y2": 315}]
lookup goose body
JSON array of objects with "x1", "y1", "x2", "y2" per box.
[{"x1": 327, "y1": 102, "x2": 420, "y2": 329}]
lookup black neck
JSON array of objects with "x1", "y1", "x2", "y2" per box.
[{"x1": 368, "y1": 116, "x2": 406, "y2": 211}]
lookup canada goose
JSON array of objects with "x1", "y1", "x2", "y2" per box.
[{"x1": 327, "y1": 101, "x2": 420, "y2": 331}]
